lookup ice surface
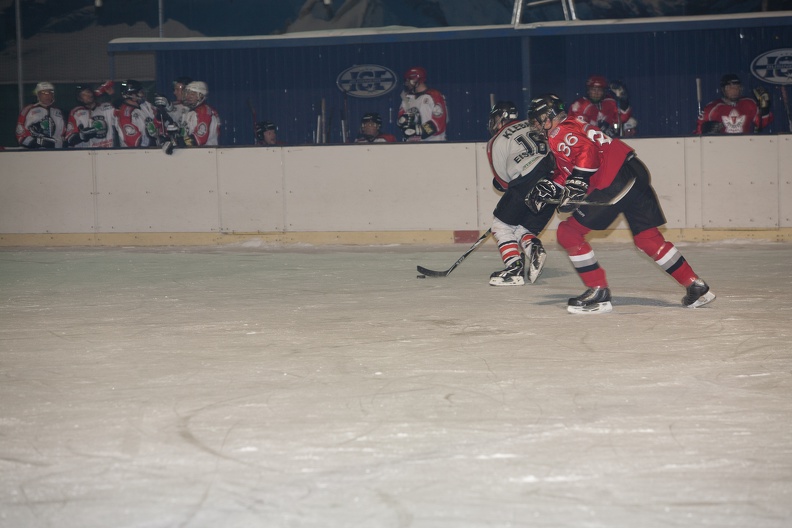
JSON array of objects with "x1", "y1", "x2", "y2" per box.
[{"x1": 1, "y1": 241, "x2": 791, "y2": 527}]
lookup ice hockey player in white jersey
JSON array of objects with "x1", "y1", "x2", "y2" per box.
[
  {"x1": 16, "y1": 82, "x2": 65, "y2": 149},
  {"x1": 65, "y1": 84, "x2": 117, "y2": 148},
  {"x1": 486, "y1": 101, "x2": 563, "y2": 286},
  {"x1": 396, "y1": 66, "x2": 448, "y2": 142}
]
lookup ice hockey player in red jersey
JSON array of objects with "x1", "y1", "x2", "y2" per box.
[
  {"x1": 527, "y1": 93, "x2": 715, "y2": 313},
  {"x1": 16, "y1": 82, "x2": 65, "y2": 149},
  {"x1": 695, "y1": 73, "x2": 773, "y2": 134},
  {"x1": 396, "y1": 66, "x2": 448, "y2": 142},
  {"x1": 486, "y1": 101, "x2": 560, "y2": 286},
  {"x1": 568, "y1": 75, "x2": 635, "y2": 138}
]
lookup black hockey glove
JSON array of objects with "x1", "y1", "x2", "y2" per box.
[
  {"x1": 609, "y1": 80, "x2": 630, "y2": 111},
  {"x1": 78, "y1": 124, "x2": 99, "y2": 142},
  {"x1": 526, "y1": 179, "x2": 562, "y2": 214},
  {"x1": 36, "y1": 136, "x2": 56, "y2": 149},
  {"x1": 558, "y1": 173, "x2": 590, "y2": 213},
  {"x1": 492, "y1": 178, "x2": 506, "y2": 193},
  {"x1": 701, "y1": 121, "x2": 724, "y2": 135},
  {"x1": 753, "y1": 86, "x2": 771, "y2": 116},
  {"x1": 397, "y1": 112, "x2": 416, "y2": 130}
]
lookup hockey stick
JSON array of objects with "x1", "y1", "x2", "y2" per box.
[
  {"x1": 695, "y1": 77, "x2": 703, "y2": 117},
  {"x1": 417, "y1": 229, "x2": 492, "y2": 278},
  {"x1": 246, "y1": 99, "x2": 258, "y2": 143},
  {"x1": 543, "y1": 176, "x2": 636, "y2": 207}
]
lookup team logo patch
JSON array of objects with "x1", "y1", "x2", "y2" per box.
[
  {"x1": 123, "y1": 124, "x2": 137, "y2": 136},
  {"x1": 337, "y1": 64, "x2": 397, "y2": 98},
  {"x1": 196, "y1": 123, "x2": 208, "y2": 137},
  {"x1": 751, "y1": 48, "x2": 792, "y2": 85}
]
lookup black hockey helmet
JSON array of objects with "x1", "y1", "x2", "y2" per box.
[
  {"x1": 255, "y1": 121, "x2": 277, "y2": 141},
  {"x1": 74, "y1": 84, "x2": 95, "y2": 101},
  {"x1": 360, "y1": 112, "x2": 383, "y2": 127},
  {"x1": 119, "y1": 79, "x2": 144, "y2": 98},
  {"x1": 173, "y1": 76, "x2": 193, "y2": 88},
  {"x1": 720, "y1": 73, "x2": 741, "y2": 87},
  {"x1": 488, "y1": 100, "x2": 519, "y2": 136},
  {"x1": 528, "y1": 94, "x2": 566, "y2": 129}
]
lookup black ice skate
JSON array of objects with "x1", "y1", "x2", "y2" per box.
[
  {"x1": 567, "y1": 287, "x2": 613, "y2": 314},
  {"x1": 526, "y1": 239, "x2": 547, "y2": 284},
  {"x1": 683, "y1": 278, "x2": 716, "y2": 308},
  {"x1": 489, "y1": 257, "x2": 525, "y2": 286}
]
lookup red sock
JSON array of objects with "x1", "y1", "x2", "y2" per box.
[
  {"x1": 633, "y1": 228, "x2": 697, "y2": 286},
  {"x1": 557, "y1": 218, "x2": 607, "y2": 288}
]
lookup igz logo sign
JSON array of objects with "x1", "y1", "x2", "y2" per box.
[
  {"x1": 751, "y1": 48, "x2": 792, "y2": 85},
  {"x1": 337, "y1": 64, "x2": 397, "y2": 98}
]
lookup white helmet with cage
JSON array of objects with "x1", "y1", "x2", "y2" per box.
[{"x1": 184, "y1": 81, "x2": 208, "y2": 108}]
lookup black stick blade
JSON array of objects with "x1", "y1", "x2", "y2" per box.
[{"x1": 416, "y1": 265, "x2": 450, "y2": 277}]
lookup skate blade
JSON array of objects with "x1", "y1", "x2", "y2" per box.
[
  {"x1": 489, "y1": 276, "x2": 525, "y2": 286},
  {"x1": 527, "y1": 252, "x2": 547, "y2": 284},
  {"x1": 567, "y1": 301, "x2": 613, "y2": 314},
  {"x1": 685, "y1": 291, "x2": 716, "y2": 308}
]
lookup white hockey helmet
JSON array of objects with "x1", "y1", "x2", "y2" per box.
[
  {"x1": 186, "y1": 81, "x2": 208, "y2": 97},
  {"x1": 184, "y1": 81, "x2": 208, "y2": 108},
  {"x1": 34, "y1": 82, "x2": 55, "y2": 94}
]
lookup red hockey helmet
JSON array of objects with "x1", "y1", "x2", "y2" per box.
[
  {"x1": 586, "y1": 75, "x2": 608, "y2": 88},
  {"x1": 404, "y1": 66, "x2": 427, "y2": 84}
]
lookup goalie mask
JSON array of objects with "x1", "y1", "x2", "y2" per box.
[
  {"x1": 488, "y1": 101, "x2": 518, "y2": 136},
  {"x1": 184, "y1": 81, "x2": 208, "y2": 109}
]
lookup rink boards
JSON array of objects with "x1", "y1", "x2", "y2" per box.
[{"x1": 0, "y1": 135, "x2": 791, "y2": 246}]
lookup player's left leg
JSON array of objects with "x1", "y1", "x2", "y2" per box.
[{"x1": 632, "y1": 228, "x2": 715, "y2": 308}]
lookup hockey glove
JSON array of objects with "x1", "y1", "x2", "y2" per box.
[
  {"x1": 558, "y1": 175, "x2": 590, "y2": 213},
  {"x1": 609, "y1": 80, "x2": 630, "y2": 111},
  {"x1": 398, "y1": 113, "x2": 422, "y2": 139},
  {"x1": 526, "y1": 179, "x2": 562, "y2": 214},
  {"x1": 701, "y1": 121, "x2": 724, "y2": 135},
  {"x1": 492, "y1": 178, "x2": 506, "y2": 193},
  {"x1": 153, "y1": 94, "x2": 173, "y2": 111},
  {"x1": 79, "y1": 124, "x2": 99, "y2": 142},
  {"x1": 36, "y1": 136, "x2": 56, "y2": 149},
  {"x1": 397, "y1": 113, "x2": 416, "y2": 131},
  {"x1": 753, "y1": 86, "x2": 771, "y2": 116}
]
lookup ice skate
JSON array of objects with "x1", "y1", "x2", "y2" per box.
[
  {"x1": 526, "y1": 239, "x2": 547, "y2": 284},
  {"x1": 683, "y1": 278, "x2": 716, "y2": 308},
  {"x1": 567, "y1": 287, "x2": 612, "y2": 314},
  {"x1": 489, "y1": 258, "x2": 525, "y2": 286}
]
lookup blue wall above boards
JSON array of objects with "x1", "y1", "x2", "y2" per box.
[{"x1": 107, "y1": 13, "x2": 792, "y2": 145}]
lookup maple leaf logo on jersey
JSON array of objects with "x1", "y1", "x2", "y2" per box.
[{"x1": 722, "y1": 108, "x2": 746, "y2": 134}]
